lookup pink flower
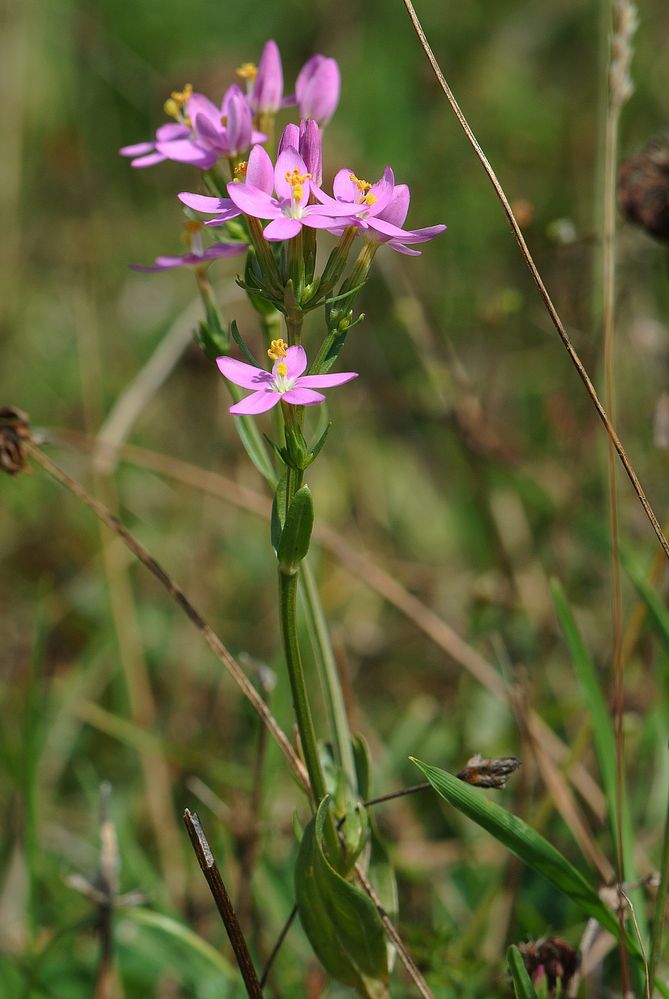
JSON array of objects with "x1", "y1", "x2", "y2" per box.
[
  {"x1": 224, "y1": 145, "x2": 355, "y2": 241},
  {"x1": 217, "y1": 342, "x2": 357, "y2": 415},
  {"x1": 314, "y1": 167, "x2": 447, "y2": 255},
  {"x1": 119, "y1": 84, "x2": 265, "y2": 170},
  {"x1": 178, "y1": 143, "x2": 274, "y2": 225},
  {"x1": 249, "y1": 40, "x2": 284, "y2": 114}
]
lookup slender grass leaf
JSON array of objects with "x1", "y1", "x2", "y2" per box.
[
  {"x1": 122, "y1": 908, "x2": 235, "y2": 978},
  {"x1": 507, "y1": 945, "x2": 539, "y2": 999},
  {"x1": 411, "y1": 759, "x2": 620, "y2": 936},
  {"x1": 552, "y1": 579, "x2": 646, "y2": 942}
]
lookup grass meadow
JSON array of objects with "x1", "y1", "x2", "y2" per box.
[{"x1": 2, "y1": 0, "x2": 669, "y2": 995}]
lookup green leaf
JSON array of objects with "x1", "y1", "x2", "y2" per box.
[
  {"x1": 270, "y1": 473, "x2": 288, "y2": 552},
  {"x1": 229, "y1": 319, "x2": 261, "y2": 367},
  {"x1": 277, "y1": 485, "x2": 313, "y2": 574},
  {"x1": 551, "y1": 579, "x2": 646, "y2": 943},
  {"x1": 122, "y1": 908, "x2": 235, "y2": 978},
  {"x1": 295, "y1": 797, "x2": 389, "y2": 996},
  {"x1": 411, "y1": 758, "x2": 621, "y2": 936},
  {"x1": 507, "y1": 945, "x2": 539, "y2": 999}
]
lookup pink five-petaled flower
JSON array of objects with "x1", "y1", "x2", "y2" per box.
[
  {"x1": 217, "y1": 341, "x2": 357, "y2": 415},
  {"x1": 315, "y1": 167, "x2": 447, "y2": 255},
  {"x1": 294, "y1": 55, "x2": 341, "y2": 126},
  {"x1": 225, "y1": 145, "x2": 354, "y2": 241},
  {"x1": 119, "y1": 84, "x2": 265, "y2": 170}
]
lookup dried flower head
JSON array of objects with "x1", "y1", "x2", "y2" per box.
[
  {"x1": 0, "y1": 406, "x2": 32, "y2": 476},
  {"x1": 618, "y1": 136, "x2": 669, "y2": 244}
]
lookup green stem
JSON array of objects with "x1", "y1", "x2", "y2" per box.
[
  {"x1": 649, "y1": 769, "x2": 669, "y2": 995},
  {"x1": 278, "y1": 569, "x2": 327, "y2": 804},
  {"x1": 300, "y1": 558, "x2": 357, "y2": 792}
]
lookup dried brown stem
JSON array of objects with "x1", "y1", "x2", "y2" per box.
[
  {"x1": 400, "y1": 0, "x2": 669, "y2": 565},
  {"x1": 26, "y1": 442, "x2": 309, "y2": 793},
  {"x1": 183, "y1": 809, "x2": 264, "y2": 999}
]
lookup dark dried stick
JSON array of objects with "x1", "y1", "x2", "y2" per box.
[
  {"x1": 401, "y1": 0, "x2": 669, "y2": 565},
  {"x1": 259, "y1": 905, "x2": 298, "y2": 989},
  {"x1": 184, "y1": 810, "x2": 264, "y2": 999},
  {"x1": 26, "y1": 443, "x2": 309, "y2": 793}
]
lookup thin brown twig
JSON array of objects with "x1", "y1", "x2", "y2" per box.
[
  {"x1": 259, "y1": 905, "x2": 298, "y2": 989},
  {"x1": 400, "y1": 0, "x2": 669, "y2": 566},
  {"x1": 26, "y1": 442, "x2": 309, "y2": 794},
  {"x1": 353, "y1": 862, "x2": 435, "y2": 999},
  {"x1": 48, "y1": 430, "x2": 607, "y2": 821},
  {"x1": 183, "y1": 809, "x2": 264, "y2": 999}
]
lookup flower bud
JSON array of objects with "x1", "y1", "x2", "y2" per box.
[
  {"x1": 299, "y1": 119, "x2": 322, "y2": 186},
  {"x1": 223, "y1": 85, "x2": 253, "y2": 155},
  {"x1": 278, "y1": 123, "x2": 300, "y2": 157},
  {"x1": 252, "y1": 39, "x2": 283, "y2": 114},
  {"x1": 295, "y1": 54, "x2": 340, "y2": 126}
]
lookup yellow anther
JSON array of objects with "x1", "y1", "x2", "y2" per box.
[
  {"x1": 164, "y1": 98, "x2": 180, "y2": 119},
  {"x1": 235, "y1": 161, "x2": 248, "y2": 179},
  {"x1": 236, "y1": 62, "x2": 258, "y2": 81},
  {"x1": 349, "y1": 173, "x2": 372, "y2": 195},
  {"x1": 184, "y1": 220, "x2": 204, "y2": 234},
  {"x1": 363, "y1": 193, "x2": 378, "y2": 207},
  {"x1": 275, "y1": 362, "x2": 288, "y2": 377},
  {"x1": 164, "y1": 85, "x2": 192, "y2": 121},
  {"x1": 220, "y1": 114, "x2": 228, "y2": 127},
  {"x1": 268, "y1": 338, "x2": 288, "y2": 360},
  {"x1": 285, "y1": 168, "x2": 311, "y2": 204}
]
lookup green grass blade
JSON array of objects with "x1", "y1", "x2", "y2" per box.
[
  {"x1": 411, "y1": 758, "x2": 620, "y2": 936},
  {"x1": 506, "y1": 945, "x2": 538, "y2": 999},
  {"x1": 122, "y1": 908, "x2": 235, "y2": 978},
  {"x1": 552, "y1": 579, "x2": 646, "y2": 942}
]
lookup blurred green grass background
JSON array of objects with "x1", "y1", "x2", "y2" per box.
[{"x1": 2, "y1": 0, "x2": 669, "y2": 995}]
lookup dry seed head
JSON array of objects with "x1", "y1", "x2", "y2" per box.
[{"x1": 609, "y1": 0, "x2": 638, "y2": 107}]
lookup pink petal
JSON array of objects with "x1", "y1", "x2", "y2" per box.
[
  {"x1": 120, "y1": 142, "x2": 155, "y2": 157},
  {"x1": 178, "y1": 192, "x2": 234, "y2": 213},
  {"x1": 229, "y1": 390, "x2": 281, "y2": 415},
  {"x1": 217, "y1": 357, "x2": 273, "y2": 389},
  {"x1": 274, "y1": 148, "x2": 309, "y2": 202},
  {"x1": 282, "y1": 387, "x2": 326, "y2": 406},
  {"x1": 283, "y1": 346, "x2": 308, "y2": 379},
  {"x1": 130, "y1": 151, "x2": 167, "y2": 168},
  {"x1": 376, "y1": 184, "x2": 410, "y2": 228},
  {"x1": 332, "y1": 168, "x2": 357, "y2": 203},
  {"x1": 155, "y1": 139, "x2": 216, "y2": 167},
  {"x1": 155, "y1": 122, "x2": 190, "y2": 141},
  {"x1": 296, "y1": 371, "x2": 358, "y2": 388},
  {"x1": 187, "y1": 93, "x2": 222, "y2": 127},
  {"x1": 227, "y1": 183, "x2": 281, "y2": 219},
  {"x1": 263, "y1": 216, "x2": 302, "y2": 240},
  {"x1": 246, "y1": 145, "x2": 274, "y2": 194}
]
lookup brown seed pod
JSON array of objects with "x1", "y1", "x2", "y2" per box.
[
  {"x1": 0, "y1": 406, "x2": 32, "y2": 476},
  {"x1": 618, "y1": 136, "x2": 669, "y2": 244}
]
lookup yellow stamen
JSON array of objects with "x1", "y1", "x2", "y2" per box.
[
  {"x1": 236, "y1": 62, "x2": 258, "y2": 81},
  {"x1": 267, "y1": 338, "x2": 288, "y2": 361},
  {"x1": 275, "y1": 362, "x2": 288, "y2": 377},
  {"x1": 235, "y1": 161, "x2": 248, "y2": 180},
  {"x1": 285, "y1": 168, "x2": 311, "y2": 205},
  {"x1": 164, "y1": 98, "x2": 179, "y2": 119},
  {"x1": 349, "y1": 173, "x2": 372, "y2": 195},
  {"x1": 184, "y1": 220, "x2": 204, "y2": 234},
  {"x1": 363, "y1": 193, "x2": 378, "y2": 206}
]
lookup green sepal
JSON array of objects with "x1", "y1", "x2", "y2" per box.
[
  {"x1": 507, "y1": 945, "x2": 539, "y2": 999},
  {"x1": 229, "y1": 320, "x2": 261, "y2": 367},
  {"x1": 270, "y1": 474, "x2": 288, "y2": 552},
  {"x1": 307, "y1": 422, "x2": 331, "y2": 467},
  {"x1": 277, "y1": 485, "x2": 313, "y2": 574},
  {"x1": 193, "y1": 320, "x2": 229, "y2": 361},
  {"x1": 244, "y1": 250, "x2": 282, "y2": 317},
  {"x1": 294, "y1": 797, "x2": 390, "y2": 996}
]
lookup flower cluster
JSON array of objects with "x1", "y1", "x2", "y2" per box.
[{"x1": 122, "y1": 38, "x2": 446, "y2": 416}]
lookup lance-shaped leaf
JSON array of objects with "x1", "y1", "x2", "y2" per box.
[
  {"x1": 411, "y1": 759, "x2": 621, "y2": 937},
  {"x1": 507, "y1": 945, "x2": 540, "y2": 999},
  {"x1": 277, "y1": 485, "x2": 313, "y2": 574},
  {"x1": 295, "y1": 797, "x2": 389, "y2": 997}
]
